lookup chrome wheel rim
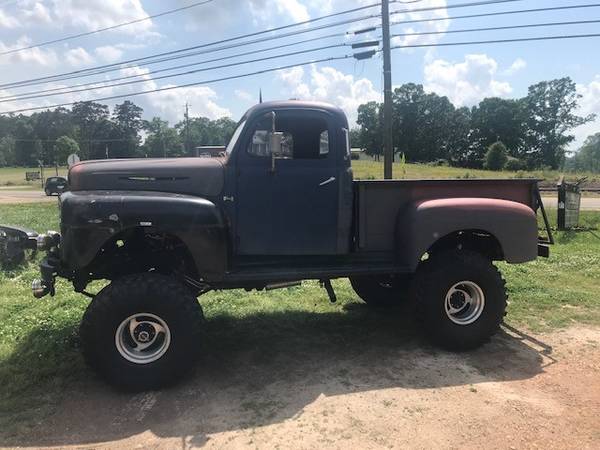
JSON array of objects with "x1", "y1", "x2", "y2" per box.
[
  {"x1": 115, "y1": 313, "x2": 171, "y2": 364},
  {"x1": 444, "y1": 281, "x2": 485, "y2": 325}
]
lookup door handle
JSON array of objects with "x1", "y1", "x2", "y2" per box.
[{"x1": 319, "y1": 176, "x2": 336, "y2": 186}]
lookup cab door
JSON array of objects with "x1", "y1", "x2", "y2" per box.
[{"x1": 235, "y1": 110, "x2": 339, "y2": 255}]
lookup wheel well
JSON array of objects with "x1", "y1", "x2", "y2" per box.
[
  {"x1": 426, "y1": 229, "x2": 504, "y2": 261},
  {"x1": 87, "y1": 227, "x2": 199, "y2": 280}
]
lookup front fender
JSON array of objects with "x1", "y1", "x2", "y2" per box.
[
  {"x1": 396, "y1": 197, "x2": 538, "y2": 271},
  {"x1": 59, "y1": 191, "x2": 228, "y2": 280}
]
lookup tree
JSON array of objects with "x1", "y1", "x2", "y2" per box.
[
  {"x1": 113, "y1": 101, "x2": 144, "y2": 158},
  {"x1": 72, "y1": 101, "x2": 109, "y2": 159},
  {"x1": 470, "y1": 97, "x2": 525, "y2": 163},
  {"x1": 356, "y1": 101, "x2": 382, "y2": 159},
  {"x1": 524, "y1": 77, "x2": 595, "y2": 169},
  {"x1": 143, "y1": 117, "x2": 182, "y2": 158},
  {"x1": 484, "y1": 141, "x2": 508, "y2": 171},
  {"x1": 568, "y1": 133, "x2": 600, "y2": 173},
  {"x1": 0, "y1": 136, "x2": 16, "y2": 167},
  {"x1": 54, "y1": 136, "x2": 80, "y2": 165}
]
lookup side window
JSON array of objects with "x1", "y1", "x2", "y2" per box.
[
  {"x1": 319, "y1": 130, "x2": 329, "y2": 156},
  {"x1": 247, "y1": 130, "x2": 293, "y2": 157}
]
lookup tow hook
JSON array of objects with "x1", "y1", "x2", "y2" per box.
[
  {"x1": 320, "y1": 279, "x2": 337, "y2": 303},
  {"x1": 32, "y1": 278, "x2": 54, "y2": 298}
]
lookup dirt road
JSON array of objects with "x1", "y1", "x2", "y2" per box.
[
  {"x1": 0, "y1": 189, "x2": 55, "y2": 204},
  {"x1": 6, "y1": 324, "x2": 599, "y2": 450}
]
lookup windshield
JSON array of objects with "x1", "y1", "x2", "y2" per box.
[{"x1": 225, "y1": 119, "x2": 247, "y2": 155}]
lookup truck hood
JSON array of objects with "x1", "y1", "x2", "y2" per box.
[{"x1": 68, "y1": 157, "x2": 225, "y2": 198}]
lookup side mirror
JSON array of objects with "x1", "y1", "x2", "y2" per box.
[{"x1": 270, "y1": 132, "x2": 284, "y2": 172}]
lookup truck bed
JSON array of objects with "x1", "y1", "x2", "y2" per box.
[{"x1": 355, "y1": 178, "x2": 539, "y2": 252}]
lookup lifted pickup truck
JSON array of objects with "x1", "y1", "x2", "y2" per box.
[{"x1": 33, "y1": 101, "x2": 551, "y2": 390}]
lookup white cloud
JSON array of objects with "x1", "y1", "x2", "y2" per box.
[
  {"x1": 573, "y1": 76, "x2": 600, "y2": 148},
  {"x1": 424, "y1": 54, "x2": 512, "y2": 106},
  {"x1": 48, "y1": 0, "x2": 152, "y2": 34},
  {"x1": 64, "y1": 47, "x2": 94, "y2": 67},
  {"x1": 0, "y1": 8, "x2": 20, "y2": 28},
  {"x1": 390, "y1": 0, "x2": 450, "y2": 51},
  {"x1": 95, "y1": 45, "x2": 124, "y2": 63},
  {"x1": 235, "y1": 89, "x2": 254, "y2": 102},
  {"x1": 504, "y1": 58, "x2": 527, "y2": 76},
  {"x1": 112, "y1": 66, "x2": 231, "y2": 124},
  {"x1": 21, "y1": 2, "x2": 52, "y2": 24},
  {"x1": 0, "y1": 36, "x2": 58, "y2": 66},
  {"x1": 277, "y1": 65, "x2": 379, "y2": 124},
  {"x1": 248, "y1": 0, "x2": 309, "y2": 24}
]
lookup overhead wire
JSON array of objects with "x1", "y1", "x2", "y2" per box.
[
  {"x1": 0, "y1": 54, "x2": 354, "y2": 114},
  {"x1": 0, "y1": 43, "x2": 350, "y2": 103},
  {"x1": 0, "y1": 0, "x2": 525, "y2": 90},
  {"x1": 0, "y1": 3, "x2": 384, "y2": 89},
  {"x1": 0, "y1": 0, "x2": 217, "y2": 56}
]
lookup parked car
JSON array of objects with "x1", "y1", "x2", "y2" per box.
[
  {"x1": 32, "y1": 101, "x2": 553, "y2": 390},
  {"x1": 44, "y1": 176, "x2": 68, "y2": 196}
]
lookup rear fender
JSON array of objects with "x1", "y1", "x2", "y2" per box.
[
  {"x1": 396, "y1": 197, "x2": 538, "y2": 271},
  {"x1": 59, "y1": 191, "x2": 228, "y2": 280}
]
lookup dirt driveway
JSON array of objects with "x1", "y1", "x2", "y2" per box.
[{"x1": 5, "y1": 322, "x2": 598, "y2": 450}]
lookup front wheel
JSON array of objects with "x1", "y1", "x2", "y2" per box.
[
  {"x1": 413, "y1": 250, "x2": 507, "y2": 350},
  {"x1": 80, "y1": 273, "x2": 204, "y2": 391}
]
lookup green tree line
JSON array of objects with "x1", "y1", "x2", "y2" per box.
[
  {"x1": 355, "y1": 77, "x2": 596, "y2": 170},
  {"x1": 0, "y1": 100, "x2": 237, "y2": 167}
]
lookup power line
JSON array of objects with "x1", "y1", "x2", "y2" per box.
[
  {"x1": 0, "y1": 0, "x2": 216, "y2": 56},
  {"x1": 390, "y1": 32, "x2": 600, "y2": 50},
  {"x1": 0, "y1": 3, "x2": 383, "y2": 89},
  {"x1": 390, "y1": 3, "x2": 600, "y2": 29},
  {"x1": 1, "y1": 24, "x2": 363, "y2": 91},
  {"x1": 0, "y1": 32, "x2": 352, "y2": 101},
  {"x1": 0, "y1": 44, "x2": 349, "y2": 103},
  {"x1": 389, "y1": 0, "x2": 525, "y2": 18},
  {"x1": 390, "y1": 19, "x2": 600, "y2": 39},
  {"x1": 0, "y1": 54, "x2": 355, "y2": 115},
  {"x1": 0, "y1": 0, "x2": 516, "y2": 90}
]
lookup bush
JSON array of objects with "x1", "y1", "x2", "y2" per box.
[
  {"x1": 505, "y1": 157, "x2": 527, "y2": 171},
  {"x1": 484, "y1": 141, "x2": 508, "y2": 171}
]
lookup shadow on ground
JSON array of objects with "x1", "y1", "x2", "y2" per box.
[{"x1": 2, "y1": 301, "x2": 553, "y2": 448}]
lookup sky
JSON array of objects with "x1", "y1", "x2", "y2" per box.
[{"x1": 0, "y1": 0, "x2": 599, "y2": 149}]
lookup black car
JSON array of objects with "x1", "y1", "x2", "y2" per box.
[{"x1": 44, "y1": 176, "x2": 68, "y2": 196}]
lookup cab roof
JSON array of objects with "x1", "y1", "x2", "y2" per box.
[{"x1": 242, "y1": 101, "x2": 349, "y2": 128}]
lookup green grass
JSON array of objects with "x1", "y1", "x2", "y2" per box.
[
  {"x1": 0, "y1": 166, "x2": 68, "y2": 187},
  {"x1": 0, "y1": 201, "x2": 599, "y2": 439},
  {"x1": 351, "y1": 160, "x2": 600, "y2": 187},
  {"x1": 1, "y1": 161, "x2": 598, "y2": 188}
]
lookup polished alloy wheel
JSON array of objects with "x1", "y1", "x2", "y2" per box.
[
  {"x1": 444, "y1": 281, "x2": 485, "y2": 325},
  {"x1": 115, "y1": 313, "x2": 171, "y2": 364}
]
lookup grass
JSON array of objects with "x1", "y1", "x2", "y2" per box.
[
  {"x1": 1, "y1": 161, "x2": 598, "y2": 189},
  {"x1": 0, "y1": 166, "x2": 68, "y2": 187},
  {"x1": 0, "y1": 201, "x2": 599, "y2": 438},
  {"x1": 350, "y1": 160, "x2": 600, "y2": 187}
]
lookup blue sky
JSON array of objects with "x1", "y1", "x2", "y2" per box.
[{"x1": 1, "y1": 0, "x2": 599, "y2": 148}]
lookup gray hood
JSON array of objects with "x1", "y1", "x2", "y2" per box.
[{"x1": 68, "y1": 157, "x2": 225, "y2": 198}]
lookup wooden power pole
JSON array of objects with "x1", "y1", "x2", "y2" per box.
[{"x1": 381, "y1": 0, "x2": 393, "y2": 179}]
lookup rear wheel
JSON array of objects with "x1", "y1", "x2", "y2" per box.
[
  {"x1": 349, "y1": 274, "x2": 412, "y2": 307},
  {"x1": 413, "y1": 250, "x2": 506, "y2": 350},
  {"x1": 80, "y1": 273, "x2": 204, "y2": 391}
]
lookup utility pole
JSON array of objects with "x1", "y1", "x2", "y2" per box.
[
  {"x1": 381, "y1": 0, "x2": 393, "y2": 179},
  {"x1": 184, "y1": 102, "x2": 191, "y2": 155}
]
